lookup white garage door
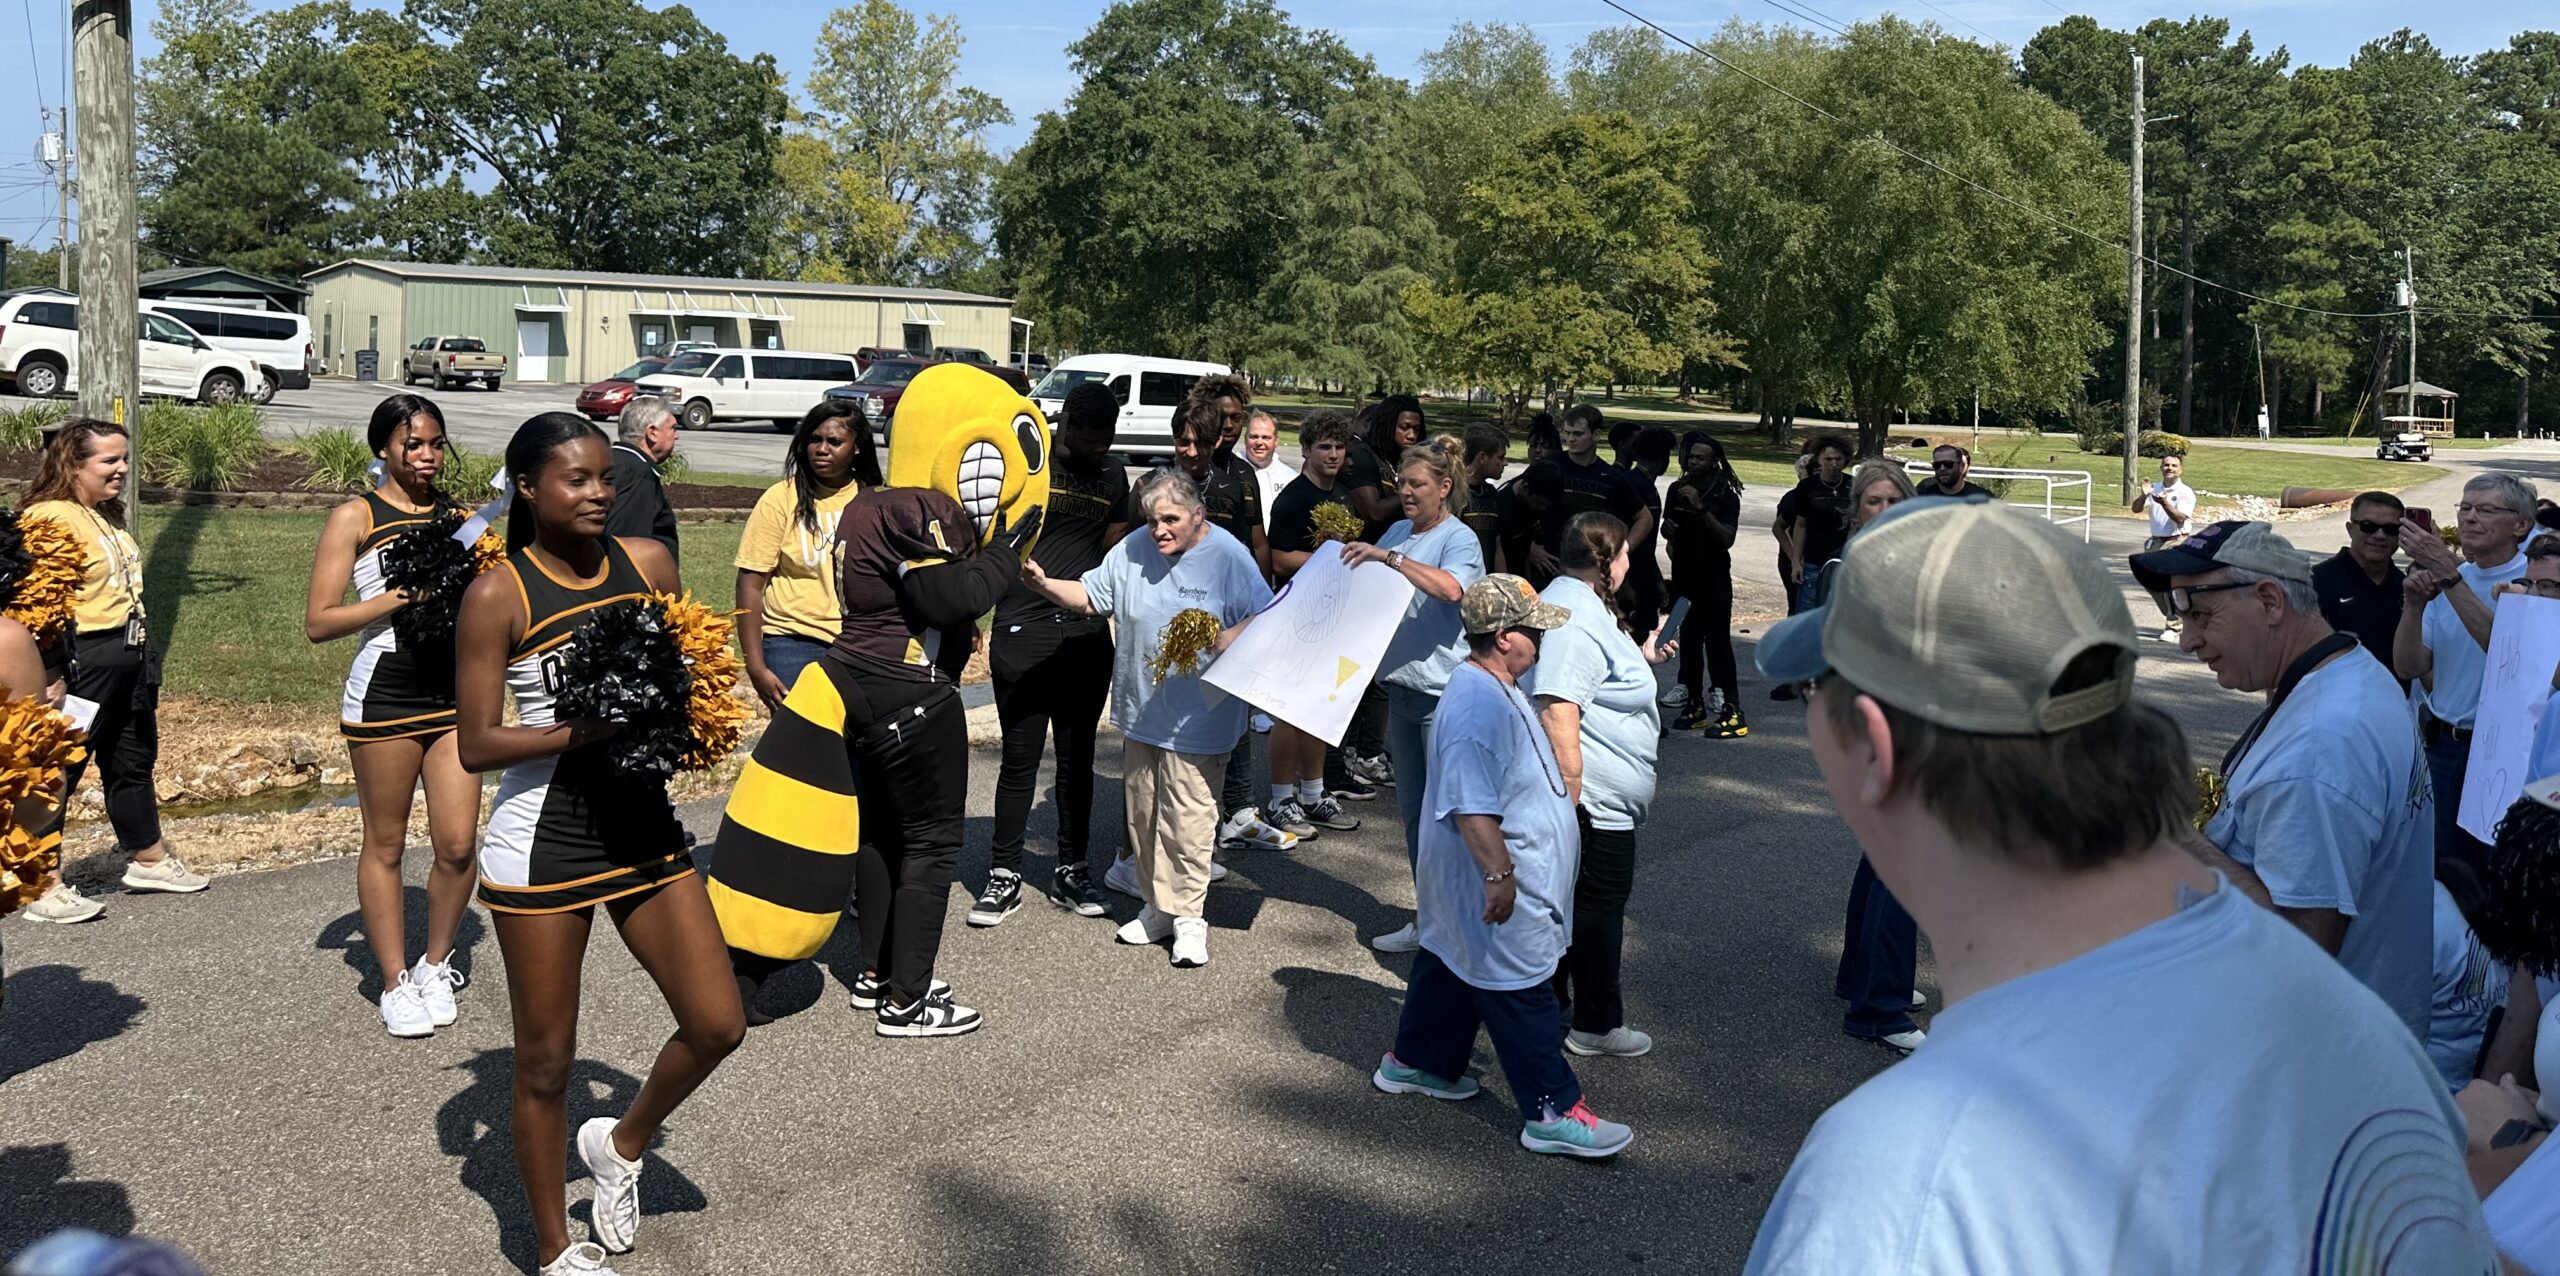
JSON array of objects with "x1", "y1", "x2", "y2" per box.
[{"x1": 517, "y1": 319, "x2": 556, "y2": 383}]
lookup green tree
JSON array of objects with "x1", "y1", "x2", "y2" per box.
[
  {"x1": 2233, "y1": 66, "x2": 2386, "y2": 432},
  {"x1": 1408, "y1": 24, "x2": 1565, "y2": 256},
  {"x1": 1252, "y1": 74, "x2": 1440, "y2": 393}
]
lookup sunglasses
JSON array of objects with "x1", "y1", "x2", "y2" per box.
[
  {"x1": 2349, "y1": 518, "x2": 2402, "y2": 537},
  {"x1": 1931, "y1": 460, "x2": 1962, "y2": 469}
]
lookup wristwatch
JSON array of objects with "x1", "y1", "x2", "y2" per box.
[{"x1": 1388, "y1": 549, "x2": 1407, "y2": 570}]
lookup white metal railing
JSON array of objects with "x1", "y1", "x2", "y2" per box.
[{"x1": 1901, "y1": 462, "x2": 2093, "y2": 541}]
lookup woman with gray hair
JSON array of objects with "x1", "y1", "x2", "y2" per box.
[{"x1": 1019, "y1": 466, "x2": 1274, "y2": 968}]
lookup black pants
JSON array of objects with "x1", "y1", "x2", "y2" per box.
[
  {"x1": 1350, "y1": 683, "x2": 1387, "y2": 757},
  {"x1": 1835, "y1": 855, "x2": 1919, "y2": 1037},
  {"x1": 844, "y1": 676, "x2": 967, "y2": 1007},
  {"x1": 1553, "y1": 812, "x2": 1636, "y2": 1035},
  {"x1": 65, "y1": 629, "x2": 162, "y2": 851},
  {"x1": 1675, "y1": 564, "x2": 1737, "y2": 704},
  {"x1": 989, "y1": 624, "x2": 1113, "y2": 875}
]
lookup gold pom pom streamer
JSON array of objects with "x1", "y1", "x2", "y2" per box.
[
  {"x1": 0, "y1": 694, "x2": 87, "y2": 917},
  {"x1": 657, "y1": 590, "x2": 749, "y2": 772},
  {"x1": 1149, "y1": 608, "x2": 1222, "y2": 685},
  {"x1": 2193, "y1": 766, "x2": 2227, "y2": 830},
  {"x1": 1309, "y1": 501, "x2": 1364, "y2": 546},
  {"x1": 5, "y1": 515, "x2": 85, "y2": 645},
  {"x1": 471, "y1": 527, "x2": 507, "y2": 575}
]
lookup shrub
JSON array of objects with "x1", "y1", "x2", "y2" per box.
[
  {"x1": 295, "y1": 428, "x2": 375, "y2": 492},
  {"x1": 0, "y1": 402, "x2": 66, "y2": 453},
  {"x1": 441, "y1": 438, "x2": 503, "y2": 501},
  {"x1": 139, "y1": 401, "x2": 267, "y2": 491},
  {"x1": 660, "y1": 449, "x2": 691, "y2": 486},
  {"x1": 2141, "y1": 431, "x2": 2192, "y2": 459}
]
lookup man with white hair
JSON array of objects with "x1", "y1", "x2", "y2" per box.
[
  {"x1": 2132, "y1": 521, "x2": 2433, "y2": 1041},
  {"x1": 606, "y1": 395, "x2": 680, "y2": 555},
  {"x1": 2394, "y1": 471, "x2": 2536, "y2": 873}
]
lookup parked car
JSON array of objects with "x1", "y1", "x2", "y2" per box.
[
  {"x1": 634, "y1": 348, "x2": 862, "y2": 431},
  {"x1": 142, "y1": 300, "x2": 313, "y2": 404},
  {"x1": 1029, "y1": 354, "x2": 1231, "y2": 457},
  {"x1": 575, "y1": 357, "x2": 671, "y2": 421},
  {"x1": 666, "y1": 339, "x2": 719, "y2": 358},
  {"x1": 0, "y1": 294, "x2": 262, "y2": 405},
  {"x1": 403, "y1": 336, "x2": 508, "y2": 390},
  {"x1": 1010, "y1": 352, "x2": 1052, "y2": 379},
  {"x1": 2376, "y1": 430, "x2": 2434, "y2": 462},
  {"x1": 932, "y1": 345, "x2": 996, "y2": 366}
]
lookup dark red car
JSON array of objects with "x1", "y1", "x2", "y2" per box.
[{"x1": 576, "y1": 357, "x2": 670, "y2": 420}]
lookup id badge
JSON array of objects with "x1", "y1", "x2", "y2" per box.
[{"x1": 124, "y1": 612, "x2": 147, "y2": 650}]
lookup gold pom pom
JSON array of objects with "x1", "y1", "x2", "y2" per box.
[
  {"x1": 656, "y1": 590, "x2": 749, "y2": 772},
  {"x1": 1149, "y1": 607, "x2": 1222, "y2": 685},
  {"x1": 6, "y1": 515, "x2": 86, "y2": 645},
  {"x1": 471, "y1": 527, "x2": 506, "y2": 575},
  {"x1": 0, "y1": 694, "x2": 86, "y2": 916},
  {"x1": 2193, "y1": 766, "x2": 2227, "y2": 829},
  {"x1": 1310, "y1": 502, "x2": 1364, "y2": 546}
]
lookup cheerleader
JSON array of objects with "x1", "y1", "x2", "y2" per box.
[
  {"x1": 304, "y1": 394, "x2": 481, "y2": 1038},
  {"x1": 454, "y1": 413, "x2": 742, "y2": 1276}
]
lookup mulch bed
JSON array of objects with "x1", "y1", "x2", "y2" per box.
[{"x1": 0, "y1": 447, "x2": 762, "y2": 514}]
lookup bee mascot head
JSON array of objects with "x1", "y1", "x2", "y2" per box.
[{"x1": 887, "y1": 362, "x2": 1050, "y2": 548}]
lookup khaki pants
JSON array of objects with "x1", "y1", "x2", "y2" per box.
[{"x1": 1123, "y1": 739, "x2": 1227, "y2": 920}]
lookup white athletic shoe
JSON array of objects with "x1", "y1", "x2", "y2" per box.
[
  {"x1": 577, "y1": 1116, "x2": 642, "y2": 1254},
  {"x1": 120, "y1": 854, "x2": 208, "y2": 894},
  {"x1": 20, "y1": 881, "x2": 102, "y2": 924},
  {"x1": 1369, "y1": 921, "x2": 1421, "y2": 954},
  {"x1": 540, "y1": 1242, "x2": 622, "y2": 1275},
  {"x1": 1170, "y1": 917, "x2": 1209, "y2": 968},
  {"x1": 1911, "y1": 988, "x2": 1927, "y2": 1009},
  {"x1": 1115, "y1": 905, "x2": 1176, "y2": 946},
  {"x1": 1218, "y1": 807, "x2": 1298, "y2": 852},
  {"x1": 378, "y1": 973, "x2": 434, "y2": 1039},
  {"x1": 1102, "y1": 856, "x2": 1143, "y2": 900},
  {"x1": 411, "y1": 956, "x2": 461, "y2": 1028}
]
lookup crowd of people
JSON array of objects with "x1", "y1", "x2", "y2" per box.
[{"x1": 8, "y1": 363, "x2": 2560, "y2": 1272}]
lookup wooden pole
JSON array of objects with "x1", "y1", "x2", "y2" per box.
[
  {"x1": 2122, "y1": 54, "x2": 2144, "y2": 503},
  {"x1": 73, "y1": 0, "x2": 138, "y2": 436}
]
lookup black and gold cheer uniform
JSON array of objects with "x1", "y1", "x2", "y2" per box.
[{"x1": 340, "y1": 489, "x2": 460, "y2": 742}]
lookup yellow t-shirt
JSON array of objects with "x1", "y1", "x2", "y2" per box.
[
  {"x1": 25, "y1": 499, "x2": 141, "y2": 633},
  {"x1": 733, "y1": 479, "x2": 858, "y2": 643}
]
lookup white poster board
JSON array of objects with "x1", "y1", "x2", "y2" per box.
[
  {"x1": 1201, "y1": 542, "x2": 1414, "y2": 746},
  {"x1": 2458, "y1": 592, "x2": 2560, "y2": 843}
]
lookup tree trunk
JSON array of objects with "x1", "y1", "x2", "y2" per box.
[
  {"x1": 2178, "y1": 202, "x2": 2195, "y2": 436},
  {"x1": 2521, "y1": 372, "x2": 2533, "y2": 438},
  {"x1": 2312, "y1": 377, "x2": 2324, "y2": 429},
  {"x1": 2266, "y1": 365, "x2": 2282, "y2": 438}
]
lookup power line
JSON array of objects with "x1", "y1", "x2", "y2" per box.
[
  {"x1": 1750, "y1": 0, "x2": 1849, "y2": 39},
  {"x1": 1589, "y1": 0, "x2": 2558, "y2": 324},
  {"x1": 19, "y1": 0, "x2": 46, "y2": 113},
  {"x1": 1907, "y1": 0, "x2": 2001, "y2": 45}
]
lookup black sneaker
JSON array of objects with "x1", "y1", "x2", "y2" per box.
[
  {"x1": 1048, "y1": 863, "x2": 1107, "y2": 917},
  {"x1": 1769, "y1": 683, "x2": 1799, "y2": 702},
  {"x1": 1331, "y1": 774, "x2": 1379, "y2": 802},
  {"x1": 849, "y1": 972, "x2": 950, "y2": 1011},
  {"x1": 1708, "y1": 708, "x2": 1749, "y2": 739},
  {"x1": 1673, "y1": 700, "x2": 1710, "y2": 731},
  {"x1": 967, "y1": 870, "x2": 1023, "y2": 927},
  {"x1": 1306, "y1": 795, "x2": 1361, "y2": 831},
  {"x1": 876, "y1": 994, "x2": 983, "y2": 1038}
]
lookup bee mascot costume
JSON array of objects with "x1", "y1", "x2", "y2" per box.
[{"x1": 710, "y1": 363, "x2": 1048, "y2": 1033}]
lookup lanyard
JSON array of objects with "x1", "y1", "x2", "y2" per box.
[
  {"x1": 2219, "y1": 631, "x2": 2360, "y2": 778},
  {"x1": 81, "y1": 506, "x2": 143, "y2": 616}
]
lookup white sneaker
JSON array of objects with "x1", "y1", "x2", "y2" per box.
[
  {"x1": 1115, "y1": 905, "x2": 1175, "y2": 946},
  {"x1": 1876, "y1": 1028, "x2": 1927, "y2": 1054},
  {"x1": 411, "y1": 956, "x2": 461, "y2": 1027},
  {"x1": 1658, "y1": 682, "x2": 1689, "y2": 707},
  {"x1": 20, "y1": 881, "x2": 102, "y2": 924},
  {"x1": 1102, "y1": 856, "x2": 1142, "y2": 900},
  {"x1": 577, "y1": 1116, "x2": 642, "y2": 1253},
  {"x1": 1218, "y1": 807, "x2": 1298, "y2": 852},
  {"x1": 121, "y1": 854, "x2": 209, "y2": 894},
  {"x1": 1170, "y1": 917, "x2": 1209, "y2": 968},
  {"x1": 379, "y1": 973, "x2": 434, "y2": 1039},
  {"x1": 1564, "y1": 1026, "x2": 1654, "y2": 1057},
  {"x1": 540, "y1": 1242, "x2": 622, "y2": 1275},
  {"x1": 1369, "y1": 921, "x2": 1421, "y2": 953},
  {"x1": 1910, "y1": 988, "x2": 1927, "y2": 1009},
  {"x1": 1207, "y1": 859, "x2": 1228, "y2": 883}
]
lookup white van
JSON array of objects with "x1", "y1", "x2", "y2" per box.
[
  {"x1": 634, "y1": 348, "x2": 863, "y2": 431},
  {"x1": 1029, "y1": 354, "x2": 1231, "y2": 457},
  {"x1": 0, "y1": 294, "x2": 263, "y2": 405},
  {"x1": 140, "y1": 301, "x2": 314, "y2": 403}
]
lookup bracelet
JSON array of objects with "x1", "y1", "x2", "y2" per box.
[{"x1": 1483, "y1": 867, "x2": 1513, "y2": 884}]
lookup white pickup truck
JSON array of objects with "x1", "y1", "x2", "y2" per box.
[{"x1": 403, "y1": 336, "x2": 508, "y2": 390}]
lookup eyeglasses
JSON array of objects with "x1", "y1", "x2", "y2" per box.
[
  {"x1": 2458, "y1": 503, "x2": 2516, "y2": 518},
  {"x1": 2169, "y1": 581, "x2": 2254, "y2": 616},
  {"x1": 2349, "y1": 518, "x2": 2403, "y2": 537}
]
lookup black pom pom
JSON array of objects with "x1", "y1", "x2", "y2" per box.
[
  {"x1": 552, "y1": 598, "x2": 692, "y2": 782},
  {"x1": 378, "y1": 513, "x2": 478, "y2": 651},
  {"x1": 2484, "y1": 796, "x2": 2560, "y2": 980},
  {"x1": 0, "y1": 510, "x2": 32, "y2": 608}
]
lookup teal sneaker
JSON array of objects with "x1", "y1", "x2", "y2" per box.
[
  {"x1": 1371, "y1": 1053, "x2": 1480, "y2": 1101},
  {"x1": 1520, "y1": 1100, "x2": 1634, "y2": 1158}
]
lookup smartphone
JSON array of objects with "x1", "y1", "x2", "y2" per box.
[
  {"x1": 2407, "y1": 508, "x2": 2435, "y2": 533},
  {"x1": 1659, "y1": 597, "x2": 1692, "y2": 647}
]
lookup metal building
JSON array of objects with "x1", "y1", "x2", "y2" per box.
[{"x1": 300, "y1": 260, "x2": 1016, "y2": 384}]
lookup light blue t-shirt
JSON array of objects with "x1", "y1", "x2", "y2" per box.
[
  {"x1": 2421, "y1": 551, "x2": 2528, "y2": 727},
  {"x1": 2204, "y1": 647, "x2": 2433, "y2": 1042},
  {"x1": 2530, "y1": 690, "x2": 2560, "y2": 784},
  {"x1": 1415, "y1": 663, "x2": 1579, "y2": 991},
  {"x1": 1744, "y1": 880, "x2": 2497, "y2": 1274},
  {"x1": 1080, "y1": 523, "x2": 1272, "y2": 755},
  {"x1": 1522, "y1": 575, "x2": 1660, "y2": 831},
  {"x1": 2428, "y1": 879, "x2": 2509, "y2": 1093},
  {"x1": 1375, "y1": 516, "x2": 1485, "y2": 695}
]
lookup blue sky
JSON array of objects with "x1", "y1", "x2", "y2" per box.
[{"x1": 0, "y1": 0, "x2": 2539, "y2": 264}]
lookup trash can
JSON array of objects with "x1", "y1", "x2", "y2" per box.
[{"x1": 354, "y1": 349, "x2": 379, "y2": 382}]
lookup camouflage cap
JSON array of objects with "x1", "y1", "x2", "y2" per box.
[{"x1": 1460, "y1": 573, "x2": 1573, "y2": 636}]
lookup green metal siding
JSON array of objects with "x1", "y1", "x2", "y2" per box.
[{"x1": 404, "y1": 282, "x2": 521, "y2": 379}]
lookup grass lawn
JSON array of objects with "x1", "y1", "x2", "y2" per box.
[
  {"x1": 139, "y1": 506, "x2": 744, "y2": 705},
  {"x1": 1912, "y1": 438, "x2": 2444, "y2": 505}
]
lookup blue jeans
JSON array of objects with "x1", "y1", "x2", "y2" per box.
[
  {"x1": 1393, "y1": 948, "x2": 1582, "y2": 1122},
  {"x1": 1384, "y1": 683, "x2": 1439, "y2": 868},
  {"x1": 762, "y1": 633, "x2": 829, "y2": 695},
  {"x1": 2426, "y1": 730, "x2": 2484, "y2": 875},
  {"x1": 1835, "y1": 855, "x2": 1918, "y2": 1037},
  {"x1": 1795, "y1": 561, "x2": 1827, "y2": 613}
]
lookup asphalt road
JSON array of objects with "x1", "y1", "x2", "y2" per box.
[{"x1": 0, "y1": 550, "x2": 2268, "y2": 1276}]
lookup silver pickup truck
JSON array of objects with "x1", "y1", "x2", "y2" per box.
[{"x1": 403, "y1": 336, "x2": 508, "y2": 390}]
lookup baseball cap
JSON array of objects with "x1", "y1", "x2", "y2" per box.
[
  {"x1": 1755, "y1": 501, "x2": 2139, "y2": 734},
  {"x1": 2126, "y1": 520, "x2": 2315, "y2": 594},
  {"x1": 1461, "y1": 573, "x2": 1571, "y2": 636}
]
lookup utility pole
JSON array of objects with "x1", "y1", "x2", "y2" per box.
[
  {"x1": 2403, "y1": 245, "x2": 2419, "y2": 436},
  {"x1": 37, "y1": 113, "x2": 69, "y2": 290},
  {"x1": 2121, "y1": 53, "x2": 2144, "y2": 505},
  {"x1": 72, "y1": 1, "x2": 137, "y2": 430}
]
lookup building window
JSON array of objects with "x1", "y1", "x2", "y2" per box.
[
  {"x1": 640, "y1": 322, "x2": 667, "y2": 355},
  {"x1": 366, "y1": 315, "x2": 379, "y2": 352},
  {"x1": 322, "y1": 312, "x2": 334, "y2": 362},
  {"x1": 901, "y1": 322, "x2": 930, "y2": 353}
]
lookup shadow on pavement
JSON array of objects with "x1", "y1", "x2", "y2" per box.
[
  {"x1": 314, "y1": 885, "x2": 489, "y2": 1005},
  {"x1": 0, "y1": 964, "x2": 145, "y2": 1085},
  {"x1": 0, "y1": 1143, "x2": 134, "y2": 1257},
  {"x1": 435, "y1": 1049, "x2": 707, "y2": 1271}
]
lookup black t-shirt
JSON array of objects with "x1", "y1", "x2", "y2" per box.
[
  {"x1": 1538, "y1": 453, "x2": 1644, "y2": 550},
  {"x1": 1921, "y1": 479, "x2": 1998, "y2": 501},
  {"x1": 1341, "y1": 437, "x2": 1393, "y2": 537},
  {"x1": 993, "y1": 451, "x2": 1130, "y2": 632},
  {"x1": 1777, "y1": 473, "x2": 1855, "y2": 567},
  {"x1": 2311, "y1": 549, "x2": 2407, "y2": 683},
  {"x1": 1462, "y1": 479, "x2": 1504, "y2": 571},
  {"x1": 1268, "y1": 473, "x2": 1352, "y2": 560},
  {"x1": 1665, "y1": 474, "x2": 1741, "y2": 568},
  {"x1": 1177, "y1": 458, "x2": 1260, "y2": 553}
]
